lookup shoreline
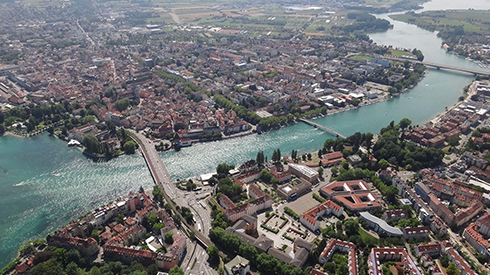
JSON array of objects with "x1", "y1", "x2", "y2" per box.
[{"x1": 0, "y1": 72, "x2": 426, "y2": 152}]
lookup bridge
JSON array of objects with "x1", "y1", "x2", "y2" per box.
[
  {"x1": 129, "y1": 131, "x2": 213, "y2": 248},
  {"x1": 386, "y1": 57, "x2": 489, "y2": 76},
  {"x1": 299, "y1": 118, "x2": 346, "y2": 139}
]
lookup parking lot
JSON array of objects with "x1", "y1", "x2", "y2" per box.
[{"x1": 287, "y1": 191, "x2": 321, "y2": 215}]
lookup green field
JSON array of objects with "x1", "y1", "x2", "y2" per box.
[
  {"x1": 391, "y1": 10, "x2": 490, "y2": 36},
  {"x1": 358, "y1": 227, "x2": 378, "y2": 243}
]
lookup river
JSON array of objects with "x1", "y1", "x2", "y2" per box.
[{"x1": 1, "y1": 0, "x2": 489, "y2": 268}]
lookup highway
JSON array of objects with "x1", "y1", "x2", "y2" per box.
[{"x1": 129, "y1": 131, "x2": 216, "y2": 274}]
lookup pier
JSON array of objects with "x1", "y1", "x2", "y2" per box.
[{"x1": 299, "y1": 118, "x2": 347, "y2": 139}]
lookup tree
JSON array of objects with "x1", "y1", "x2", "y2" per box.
[
  {"x1": 324, "y1": 139, "x2": 335, "y2": 151},
  {"x1": 91, "y1": 229, "x2": 100, "y2": 243},
  {"x1": 448, "y1": 136, "x2": 461, "y2": 147},
  {"x1": 446, "y1": 262, "x2": 461, "y2": 275},
  {"x1": 260, "y1": 169, "x2": 273, "y2": 184},
  {"x1": 65, "y1": 262, "x2": 79, "y2": 275},
  {"x1": 82, "y1": 134, "x2": 100, "y2": 153},
  {"x1": 20, "y1": 243, "x2": 36, "y2": 257},
  {"x1": 256, "y1": 151, "x2": 265, "y2": 164},
  {"x1": 123, "y1": 141, "x2": 137, "y2": 154},
  {"x1": 165, "y1": 232, "x2": 174, "y2": 244},
  {"x1": 344, "y1": 219, "x2": 359, "y2": 235},
  {"x1": 216, "y1": 163, "x2": 234, "y2": 175},
  {"x1": 206, "y1": 245, "x2": 220, "y2": 264},
  {"x1": 114, "y1": 98, "x2": 130, "y2": 112},
  {"x1": 239, "y1": 242, "x2": 258, "y2": 263},
  {"x1": 153, "y1": 223, "x2": 164, "y2": 232},
  {"x1": 147, "y1": 265, "x2": 159, "y2": 275},
  {"x1": 318, "y1": 167, "x2": 324, "y2": 178},
  {"x1": 168, "y1": 266, "x2": 184, "y2": 275},
  {"x1": 116, "y1": 214, "x2": 125, "y2": 224},
  {"x1": 399, "y1": 118, "x2": 411, "y2": 131},
  {"x1": 352, "y1": 98, "x2": 360, "y2": 106},
  {"x1": 291, "y1": 150, "x2": 298, "y2": 160}
]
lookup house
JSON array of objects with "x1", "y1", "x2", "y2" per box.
[
  {"x1": 403, "y1": 226, "x2": 430, "y2": 239},
  {"x1": 321, "y1": 151, "x2": 345, "y2": 167},
  {"x1": 224, "y1": 256, "x2": 250, "y2": 275},
  {"x1": 414, "y1": 243, "x2": 442, "y2": 257},
  {"x1": 382, "y1": 209, "x2": 408, "y2": 221}
]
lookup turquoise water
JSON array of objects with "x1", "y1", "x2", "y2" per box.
[
  {"x1": 2, "y1": 0, "x2": 490, "y2": 268},
  {"x1": 0, "y1": 134, "x2": 153, "y2": 267}
]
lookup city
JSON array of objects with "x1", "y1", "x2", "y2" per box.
[{"x1": 1, "y1": 0, "x2": 490, "y2": 275}]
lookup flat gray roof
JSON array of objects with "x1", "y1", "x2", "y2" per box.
[{"x1": 360, "y1": 211, "x2": 403, "y2": 236}]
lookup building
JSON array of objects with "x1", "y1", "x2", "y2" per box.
[
  {"x1": 224, "y1": 256, "x2": 250, "y2": 275},
  {"x1": 321, "y1": 151, "x2": 345, "y2": 167},
  {"x1": 320, "y1": 180, "x2": 382, "y2": 212},
  {"x1": 46, "y1": 231, "x2": 99, "y2": 256},
  {"x1": 414, "y1": 243, "x2": 442, "y2": 257},
  {"x1": 103, "y1": 245, "x2": 157, "y2": 266},
  {"x1": 463, "y1": 223, "x2": 490, "y2": 258},
  {"x1": 288, "y1": 163, "x2": 319, "y2": 182},
  {"x1": 383, "y1": 209, "x2": 408, "y2": 221},
  {"x1": 444, "y1": 245, "x2": 477, "y2": 275},
  {"x1": 221, "y1": 184, "x2": 272, "y2": 222},
  {"x1": 403, "y1": 226, "x2": 430, "y2": 240},
  {"x1": 277, "y1": 178, "x2": 312, "y2": 200},
  {"x1": 359, "y1": 212, "x2": 403, "y2": 237},
  {"x1": 226, "y1": 218, "x2": 313, "y2": 267},
  {"x1": 300, "y1": 200, "x2": 343, "y2": 232},
  {"x1": 157, "y1": 232, "x2": 187, "y2": 271},
  {"x1": 319, "y1": 239, "x2": 358, "y2": 275},
  {"x1": 368, "y1": 247, "x2": 422, "y2": 275}
]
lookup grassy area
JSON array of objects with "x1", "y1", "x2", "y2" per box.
[
  {"x1": 350, "y1": 55, "x2": 371, "y2": 61},
  {"x1": 359, "y1": 227, "x2": 378, "y2": 243},
  {"x1": 388, "y1": 49, "x2": 415, "y2": 57},
  {"x1": 391, "y1": 10, "x2": 490, "y2": 36}
]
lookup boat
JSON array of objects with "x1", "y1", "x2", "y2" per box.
[
  {"x1": 178, "y1": 138, "x2": 192, "y2": 147},
  {"x1": 51, "y1": 173, "x2": 61, "y2": 177}
]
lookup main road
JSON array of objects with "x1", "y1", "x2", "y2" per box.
[
  {"x1": 130, "y1": 130, "x2": 217, "y2": 275},
  {"x1": 130, "y1": 130, "x2": 213, "y2": 245}
]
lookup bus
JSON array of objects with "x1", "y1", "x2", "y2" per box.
[{"x1": 200, "y1": 200, "x2": 207, "y2": 209}]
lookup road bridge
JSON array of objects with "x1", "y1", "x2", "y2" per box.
[
  {"x1": 129, "y1": 131, "x2": 213, "y2": 248},
  {"x1": 299, "y1": 118, "x2": 346, "y2": 139},
  {"x1": 386, "y1": 57, "x2": 489, "y2": 76}
]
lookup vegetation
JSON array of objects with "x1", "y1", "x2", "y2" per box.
[
  {"x1": 217, "y1": 177, "x2": 244, "y2": 203},
  {"x1": 313, "y1": 193, "x2": 326, "y2": 203},
  {"x1": 209, "y1": 227, "x2": 309, "y2": 275},
  {"x1": 374, "y1": 120, "x2": 444, "y2": 170},
  {"x1": 340, "y1": 12, "x2": 392, "y2": 33},
  {"x1": 284, "y1": 207, "x2": 300, "y2": 219},
  {"x1": 392, "y1": 10, "x2": 490, "y2": 48}
]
